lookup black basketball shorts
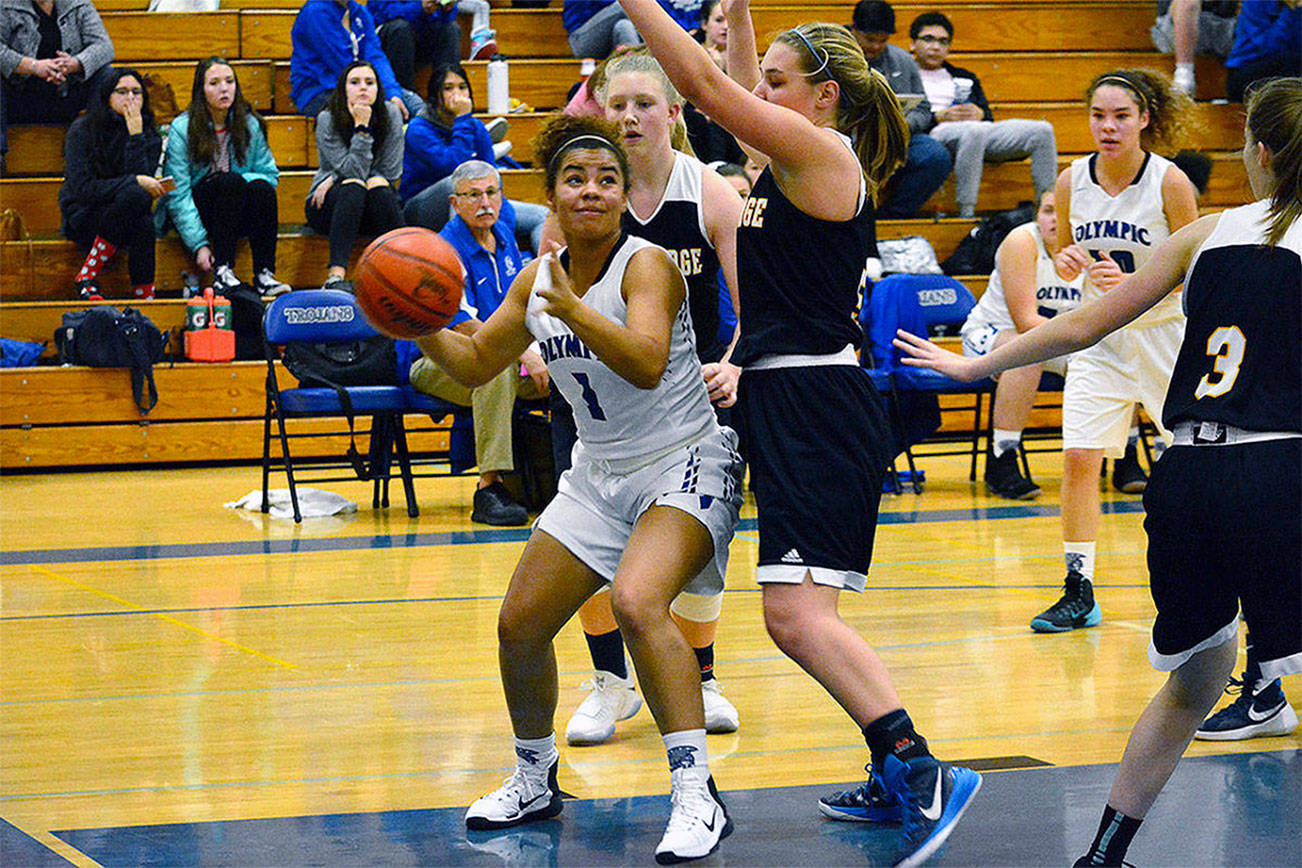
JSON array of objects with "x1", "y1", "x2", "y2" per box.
[
  {"x1": 1143, "y1": 437, "x2": 1302, "y2": 681},
  {"x1": 734, "y1": 364, "x2": 892, "y2": 591}
]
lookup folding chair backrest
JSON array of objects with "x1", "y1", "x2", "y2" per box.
[
  {"x1": 264, "y1": 289, "x2": 381, "y2": 347},
  {"x1": 908, "y1": 274, "x2": 977, "y2": 333}
]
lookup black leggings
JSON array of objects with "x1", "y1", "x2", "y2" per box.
[
  {"x1": 191, "y1": 172, "x2": 279, "y2": 274},
  {"x1": 305, "y1": 181, "x2": 404, "y2": 269},
  {"x1": 66, "y1": 183, "x2": 156, "y2": 286}
]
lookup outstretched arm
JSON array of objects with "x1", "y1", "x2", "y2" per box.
[
  {"x1": 896, "y1": 214, "x2": 1219, "y2": 381},
  {"x1": 417, "y1": 262, "x2": 538, "y2": 387},
  {"x1": 617, "y1": 0, "x2": 855, "y2": 219}
]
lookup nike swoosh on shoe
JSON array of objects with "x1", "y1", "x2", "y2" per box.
[{"x1": 920, "y1": 773, "x2": 944, "y2": 821}]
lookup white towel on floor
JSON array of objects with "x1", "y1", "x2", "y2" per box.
[{"x1": 225, "y1": 488, "x2": 358, "y2": 519}]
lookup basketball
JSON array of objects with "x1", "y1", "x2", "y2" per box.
[{"x1": 354, "y1": 227, "x2": 464, "y2": 339}]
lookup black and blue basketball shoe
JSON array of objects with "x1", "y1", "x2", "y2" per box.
[
  {"x1": 880, "y1": 754, "x2": 982, "y2": 868},
  {"x1": 818, "y1": 765, "x2": 903, "y2": 823}
]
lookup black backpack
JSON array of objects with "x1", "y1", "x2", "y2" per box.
[
  {"x1": 941, "y1": 203, "x2": 1037, "y2": 276},
  {"x1": 55, "y1": 306, "x2": 169, "y2": 414},
  {"x1": 280, "y1": 335, "x2": 401, "y2": 479},
  {"x1": 223, "y1": 282, "x2": 268, "y2": 361}
]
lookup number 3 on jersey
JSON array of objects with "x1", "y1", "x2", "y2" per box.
[
  {"x1": 1194, "y1": 326, "x2": 1246, "y2": 399},
  {"x1": 571, "y1": 372, "x2": 607, "y2": 421}
]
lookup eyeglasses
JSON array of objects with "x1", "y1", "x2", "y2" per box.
[
  {"x1": 454, "y1": 188, "x2": 501, "y2": 201},
  {"x1": 113, "y1": 87, "x2": 144, "y2": 96},
  {"x1": 916, "y1": 35, "x2": 951, "y2": 46}
]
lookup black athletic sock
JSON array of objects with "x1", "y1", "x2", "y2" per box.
[
  {"x1": 864, "y1": 709, "x2": 931, "y2": 772},
  {"x1": 584, "y1": 628, "x2": 627, "y2": 680},
  {"x1": 1079, "y1": 805, "x2": 1142, "y2": 866},
  {"x1": 1244, "y1": 630, "x2": 1263, "y2": 689},
  {"x1": 694, "y1": 644, "x2": 715, "y2": 683}
]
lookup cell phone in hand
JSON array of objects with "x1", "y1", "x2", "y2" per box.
[{"x1": 158, "y1": 176, "x2": 177, "y2": 193}]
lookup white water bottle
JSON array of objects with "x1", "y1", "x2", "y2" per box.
[{"x1": 487, "y1": 56, "x2": 509, "y2": 115}]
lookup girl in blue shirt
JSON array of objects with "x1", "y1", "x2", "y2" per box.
[{"x1": 159, "y1": 57, "x2": 290, "y2": 296}]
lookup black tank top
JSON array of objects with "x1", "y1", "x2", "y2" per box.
[
  {"x1": 733, "y1": 160, "x2": 875, "y2": 365},
  {"x1": 621, "y1": 152, "x2": 725, "y2": 363},
  {"x1": 1163, "y1": 202, "x2": 1301, "y2": 433}
]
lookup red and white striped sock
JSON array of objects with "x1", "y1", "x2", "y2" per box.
[{"x1": 76, "y1": 237, "x2": 117, "y2": 282}]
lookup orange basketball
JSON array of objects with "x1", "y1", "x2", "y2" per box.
[{"x1": 354, "y1": 227, "x2": 465, "y2": 339}]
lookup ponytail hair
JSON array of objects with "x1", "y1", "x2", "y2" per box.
[
  {"x1": 1245, "y1": 77, "x2": 1302, "y2": 247},
  {"x1": 1087, "y1": 68, "x2": 1196, "y2": 154},
  {"x1": 773, "y1": 22, "x2": 909, "y2": 203}
]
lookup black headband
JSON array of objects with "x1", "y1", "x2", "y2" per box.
[{"x1": 1095, "y1": 74, "x2": 1148, "y2": 113}]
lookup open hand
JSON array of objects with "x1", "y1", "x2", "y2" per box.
[
  {"x1": 534, "y1": 243, "x2": 583, "y2": 322},
  {"x1": 520, "y1": 348, "x2": 551, "y2": 395},
  {"x1": 892, "y1": 329, "x2": 981, "y2": 382},
  {"x1": 310, "y1": 175, "x2": 334, "y2": 209}
]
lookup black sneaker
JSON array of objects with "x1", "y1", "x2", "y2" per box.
[
  {"x1": 984, "y1": 448, "x2": 1040, "y2": 500},
  {"x1": 1196, "y1": 674, "x2": 1298, "y2": 740},
  {"x1": 1111, "y1": 444, "x2": 1148, "y2": 493},
  {"x1": 472, "y1": 481, "x2": 529, "y2": 526},
  {"x1": 1030, "y1": 570, "x2": 1102, "y2": 633}
]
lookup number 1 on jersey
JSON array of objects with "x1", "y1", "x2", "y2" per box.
[{"x1": 572, "y1": 372, "x2": 607, "y2": 421}]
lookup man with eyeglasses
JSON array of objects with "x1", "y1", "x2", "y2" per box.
[
  {"x1": 909, "y1": 10, "x2": 1057, "y2": 219},
  {"x1": 408, "y1": 159, "x2": 549, "y2": 526}
]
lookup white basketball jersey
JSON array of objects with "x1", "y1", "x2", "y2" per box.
[
  {"x1": 965, "y1": 222, "x2": 1083, "y2": 334},
  {"x1": 526, "y1": 234, "x2": 717, "y2": 462},
  {"x1": 1070, "y1": 152, "x2": 1182, "y2": 326}
]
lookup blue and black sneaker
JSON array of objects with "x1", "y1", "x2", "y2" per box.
[
  {"x1": 1031, "y1": 571, "x2": 1102, "y2": 633},
  {"x1": 818, "y1": 765, "x2": 902, "y2": 823},
  {"x1": 881, "y1": 754, "x2": 981, "y2": 868}
]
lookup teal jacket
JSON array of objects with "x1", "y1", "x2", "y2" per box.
[{"x1": 156, "y1": 112, "x2": 279, "y2": 253}]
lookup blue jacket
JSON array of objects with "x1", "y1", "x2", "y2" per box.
[
  {"x1": 156, "y1": 111, "x2": 279, "y2": 253},
  {"x1": 1226, "y1": 1, "x2": 1301, "y2": 69},
  {"x1": 368, "y1": 0, "x2": 457, "y2": 29},
  {"x1": 440, "y1": 213, "x2": 525, "y2": 328},
  {"x1": 290, "y1": 0, "x2": 403, "y2": 114},
  {"x1": 402, "y1": 113, "x2": 495, "y2": 202}
]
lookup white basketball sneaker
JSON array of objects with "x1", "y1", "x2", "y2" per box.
[
  {"x1": 565, "y1": 671, "x2": 642, "y2": 745},
  {"x1": 701, "y1": 679, "x2": 739, "y2": 734},
  {"x1": 655, "y1": 767, "x2": 732, "y2": 864},
  {"x1": 465, "y1": 758, "x2": 564, "y2": 830}
]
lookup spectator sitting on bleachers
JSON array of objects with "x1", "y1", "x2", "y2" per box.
[
  {"x1": 59, "y1": 67, "x2": 163, "y2": 301},
  {"x1": 369, "y1": 0, "x2": 498, "y2": 102},
  {"x1": 1224, "y1": 0, "x2": 1300, "y2": 102},
  {"x1": 564, "y1": 0, "x2": 642, "y2": 59},
  {"x1": 0, "y1": 0, "x2": 114, "y2": 168},
  {"x1": 909, "y1": 11, "x2": 1057, "y2": 219},
  {"x1": 960, "y1": 189, "x2": 1082, "y2": 499},
  {"x1": 1150, "y1": 1, "x2": 1239, "y2": 96},
  {"x1": 158, "y1": 57, "x2": 291, "y2": 299},
  {"x1": 304, "y1": 60, "x2": 405, "y2": 292},
  {"x1": 408, "y1": 159, "x2": 547, "y2": 526},
  {"x1": 290, "y1": 0, "x2": 422, "y2": 121},
  {"x1": 850, "y1": 0, "x2": 952, "y2": 218},
  {"x1": 401, "y1": 63, "x2": 547, "y2": 252}
]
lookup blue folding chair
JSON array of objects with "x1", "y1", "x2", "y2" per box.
[
  {"x1": 862, "y1": 274, "x2": 997, "y2": 493},
  {"x1": 262, "y1": 289, "x2": 418, "y2": 522}
]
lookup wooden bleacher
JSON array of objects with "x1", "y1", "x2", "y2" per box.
[{"x1": 0, "y1": 2, "x2": 1257, "y2": 470}]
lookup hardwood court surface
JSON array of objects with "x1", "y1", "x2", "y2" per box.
[{"x1": 2, "y1": 451, "x2": 1298, "y2": 865}]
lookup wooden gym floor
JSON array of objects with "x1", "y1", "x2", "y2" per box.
[{"x1": 2, "y1": 450, "x2": 1298, "y2": 866}]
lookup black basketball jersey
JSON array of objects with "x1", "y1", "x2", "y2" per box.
[
  {"x1": 733, "y1": 138, "x2": 875, "y2": 365},
  {"x1": 622, "y1": 151, "x2": 724, "y2": 363},
  {"x1": 1162, "y1": 200, "x2": 1302, "y2": 433}
]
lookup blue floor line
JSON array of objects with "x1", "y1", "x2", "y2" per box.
[{"x1": 0, "y1": 502, "x2": 1146, "y2": 567}]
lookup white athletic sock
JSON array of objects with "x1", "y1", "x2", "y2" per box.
[
  {"x1": 1174, "y1": 63, "x2": 1195, "y2": 94},
  {"x1": 515, "y1": 733, "x2": 558, "y2": 774},
  {"x1": 993, "y1": 429, "x2": 1022, "y2": 457},
  {"x1": 664, "y1": 729, "x2": 710, "y2": 775},
  {"x1": 1064, "y1": 541, "x2": 1096, "y2": 583},
  {"x1": 1126, "y1": 426, "x2": 1140, "y2": 447}
]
